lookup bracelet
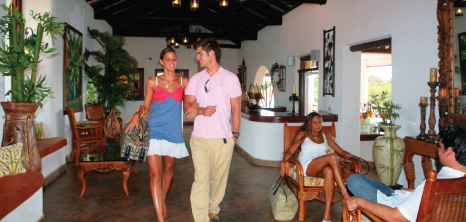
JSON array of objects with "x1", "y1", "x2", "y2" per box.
[{"x1": 232, "y1": 131, "x2": 240, "y2": 139}]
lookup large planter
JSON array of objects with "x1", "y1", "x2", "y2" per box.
[
  {"x1": 1, "y1": 102, "x2": 41, "y2": 172},
  {"x1": 373, "y1": 125, "x2": 406, "y2": 186}
]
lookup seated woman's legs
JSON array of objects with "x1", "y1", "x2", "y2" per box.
[
  {"x1": 307, "y1": 154, "x2": 351, "y2": 199},
  {"x1": 347, "y1": 174, "x2": 394, "y2": 203}
]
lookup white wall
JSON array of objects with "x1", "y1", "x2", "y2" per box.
[
  {"x1": 0, "y1": 0, "x2": 112, "y2": 156},
  {"x1": 239, "y1": 0, "x2": 438, "y2": 187},
  {"x1": 119, "y1": 38, "x2": 239, "y2": 123}
]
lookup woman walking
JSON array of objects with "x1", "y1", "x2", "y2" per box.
[{"x1": 126, "y1": 47, "x2": 196, "y2": 221}]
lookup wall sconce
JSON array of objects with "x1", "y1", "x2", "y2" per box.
[
  {"x1": 220, "y1": 0, "x2": 228, "y2": 7},
  {"x1": 172, "y1": 0, "x2": 181, "y2": 8},
  {"x1": 190, "y1": 0, "x2": 199, "y2": 11},
  {"x1": 456, "y1": 6, "x2": 464, "y2": 17}
]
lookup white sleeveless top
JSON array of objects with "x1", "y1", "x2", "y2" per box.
[{"x1": 299, "y1": 134, "x2": 329, "y2": 167}]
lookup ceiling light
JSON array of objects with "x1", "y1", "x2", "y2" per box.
[
  {"x1": 172, "y1": 0, "x2": 181, "y2": 8},
  {"x1": 170, "y1": 37, "x2": 175, "y2": 44},
  {"x1": 190, "y1": 0, "x2": 199, "y2": 11},
  {"x1": 220, "y1": 0, "x2": 228, "y2": 7},
  {"x1": 175, "y1": 42, "x2": 180, "y2": 48},
  {"x1": 183, "y1": 37, "x2": 188, "y2": 44}
]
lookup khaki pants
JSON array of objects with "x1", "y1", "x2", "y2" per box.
[{"x1": 190, "y1": 136, "x2": 235, "y2": 222}]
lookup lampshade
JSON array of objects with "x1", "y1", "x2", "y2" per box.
[
  {"x1": 190, "y1": 0, "x2": 199, "y2": 11},
  {"x1": 172, "y1": 0, "x2": 181, "y2": 8},
  {"x1": 220, "y1": 0, "x2": 228, "y2": 7}
]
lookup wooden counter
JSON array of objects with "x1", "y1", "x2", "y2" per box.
[{"x1": 241, "y1": 109, "x2": 338, "y2": 123}]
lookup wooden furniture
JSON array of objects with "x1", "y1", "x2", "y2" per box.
[
  {"x1": 77, "y1": 141, "x2": 130, "y2": 197},
  {"x1": 85, "y1": 104, "x2": 122, "y2": 140},
  {"x1": 403, "y1": 137, "x2": 439, "y2": 189},
  {"x1": 343, "y1": 170, "x2": 466, "y2": 222},
  {"x1": 66, "y1": 107, "x2": 108, "y2": 166},
  {"x1": 283, "y1": 122, "x2": 361, "y2": 221}
]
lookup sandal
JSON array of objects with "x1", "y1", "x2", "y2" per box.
[{"x1": 209, "y1": 213, "x2": 219, "y2": 222}]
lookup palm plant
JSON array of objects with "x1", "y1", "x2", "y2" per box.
[
  {"x1": 370, "y1": 91, "x2": 401, "y2": 126},
  {"x1": 84, "y1": 27, "x2": 138, "y2": 113},
  {"x1": 0, "y1": 4, "x2": 64, "y2": 107},
  {"x1": 65, "y1": 29, "x2": 82, "y2": 107}
]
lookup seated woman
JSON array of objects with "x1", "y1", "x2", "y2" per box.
[{"x1": 280, "y1": 112, "x2": 358, "y2": 222}]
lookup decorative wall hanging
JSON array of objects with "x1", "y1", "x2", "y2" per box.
[
  {"x1": 63, "y1": 24, "x2": 83, "y2": 113},
  {"x1": 323, "y1": 26, "x2": 335, "y2": 97},
  {"x1": 458, "y1": 32, "x2": 466, "y2": 93}
]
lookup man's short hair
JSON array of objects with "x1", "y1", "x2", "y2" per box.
[
  {"x1": 194, "y1": 37, "x2": 222, "y2": 63},
  {"x1": 439, "y1": 126, "x2": 466, "y2": 165}
]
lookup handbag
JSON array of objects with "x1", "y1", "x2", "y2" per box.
[
  {"x1": 268, "y1": 176, "x2": 298, "y2": 221},
  {"x1": 120, "y1": 107, "x2": 150, "y2": 162}
]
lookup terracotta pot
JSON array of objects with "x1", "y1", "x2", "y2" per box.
[
  {"x1": 373, "y1": 125, "x2": 405, "y2": 186},
  {"x1": 1, "y1": 102, "x2": 41, "y2": 172}
]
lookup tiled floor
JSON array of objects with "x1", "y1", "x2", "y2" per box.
[{"x1": 43, "y1": 125, "x2": 377, "y2": 222}]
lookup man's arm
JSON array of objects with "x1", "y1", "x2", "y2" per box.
[
  {"x1": 184, "y1": 94, "x2": 216, "y2": 117},
  {"x1": 230, "y1": 96, "x2": 241, "y2": 142},
  {"x1": 346, "y1": 197, "x2": 408, "y2": 222}
]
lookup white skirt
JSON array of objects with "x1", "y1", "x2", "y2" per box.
[{"x1": 147, "y1": 139, "x2": 189, "y2": 158}]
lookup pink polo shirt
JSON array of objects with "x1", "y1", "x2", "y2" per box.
[{"x1": 185, "y1": 66, "x2": 242, "y2": 139}]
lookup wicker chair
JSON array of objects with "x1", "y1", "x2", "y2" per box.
[
  {"x1": 342, "y1": 170, "x2": 466, "y2": 222},
  {"x1": 283, "y1": 122, "x2": 361, "y2": 221},
  {"x1": 85, "y1": 104, "x2": 122, "y2": 140},
  {"x1": 67, "y1": 107, "x2": 108, "y2": 166}
]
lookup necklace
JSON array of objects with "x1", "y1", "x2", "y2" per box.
[
  {"x1": 310, "y1": 133, "x2": 319, "y2": 140},
  {"x1": 162, "y1": 75, "x2": 174, "y2": 88}
]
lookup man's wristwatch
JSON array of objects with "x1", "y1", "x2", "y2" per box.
[{"x1": 232, "y1": 132, "x2": 240, "y2": 139}]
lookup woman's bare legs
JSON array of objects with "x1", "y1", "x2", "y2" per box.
[
  {"x1": 148, "y1": 154, "x2": 164, "y2": 222},
  {"x1": 161, "y1": 156, "x2": 175, "y2": 216},
  {"x1": 306, "y1": 154, "x2": 351, "y2": 221}
]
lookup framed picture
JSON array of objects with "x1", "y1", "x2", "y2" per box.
[
  {"x1": 458, "y1": 32, "x2": 466, "y2": 94},
  {"x1": 63, "y1": 24, "x2": 83, "y2": 114},
  {"x1": 323, "y1": 26, "x2": 335, "y2": 97},
  {"x1": 127, "y1": 68, "x2": 145, "y2": 100}
]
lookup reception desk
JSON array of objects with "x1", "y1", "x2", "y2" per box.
[{"x1": 236, "y1": 109, "x2": 337, "y2": 167}]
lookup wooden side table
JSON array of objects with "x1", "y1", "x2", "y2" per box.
[{"x1": 403, "y1": 137, "x2": 439, "y2": 189}]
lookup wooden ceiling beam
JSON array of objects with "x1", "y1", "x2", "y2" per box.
[{"x1": 105, "y1": 15, "x2": 281, "y2": 26}]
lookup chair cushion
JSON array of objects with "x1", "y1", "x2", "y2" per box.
[
  {"x1": 0, "y1": 143, "x2": 26, "y2": 178},
  {"x1": 34, "y1": 121, "x2": 45, "y2": 139},
  {"x1": 289, "y1": 166, "x2": 326, "y2": 187}
]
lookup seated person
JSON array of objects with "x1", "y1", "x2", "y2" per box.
[
  {"x1": 280, "y1": 112, "x2": 358, "y2": 222},
  {"x1": 346, "y1": 126, "x2": 466, "y2": 221}
]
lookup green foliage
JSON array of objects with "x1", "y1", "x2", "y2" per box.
[
  {"x1": 86, "y1": 82, "x2": 97, "y2": 104},
  {"x1": 270, "y1": 62, "x2": 279, "y2": 82},
  {"x1": 0, "y1": 4, "x2": 64, "y2": 107},
  {"x1": 369, "y1": 91, "x2": 401, "y2": 126},
  {"x1": 368, "y1": 75, "x2": 392, "y2": 101},
  {"x1": 84, "y1": 27, "x2": 138, "y2": 113}
]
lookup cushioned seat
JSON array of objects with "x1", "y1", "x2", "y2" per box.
[{"x1": 0, "y1": 171, "x2": 44, "y2": 219}]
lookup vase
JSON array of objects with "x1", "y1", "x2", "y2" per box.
[
  {"x1": 1, "y1": 102, "x2": 41, "y2": 172},
  {"x1": 373, "y1": 125, "x2": 406, "y2": 186}
]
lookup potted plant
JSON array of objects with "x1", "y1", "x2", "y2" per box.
[
  {"x1": 84, "y1": 27, "x2": 138, "y2": 114},
  {"x1": 0, "y1": 4, "x2": 64, "y2": 172},
  {"x1": 270, "y1": 62, "x2": 280, "y2": 82},
  {"x1": 370, "y1": 91, "x2": 405, "y2": 187}
]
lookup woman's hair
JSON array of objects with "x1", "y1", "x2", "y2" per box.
[
  {"x1": 159, "y1": 47, "x2": 176, "y2": 60},
  {"x1": 300, "y1": 112, "x2": 321, "y2": 136}
]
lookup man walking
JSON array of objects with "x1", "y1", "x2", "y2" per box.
[{"x1": 184, "y1": 37, "x2": 242, "y2": 222}]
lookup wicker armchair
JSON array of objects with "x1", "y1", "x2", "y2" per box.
[
  {"x1": 343, "y1": 170, "x2": 466, "y2": 222},
  {"x1": 283, "y1": 122, "x2": 361, "y2": 221},
  {"x1": 85, "y1": 104, "x2": 122, "y2": 140},
  {"x1": 67, "y1": 107, "x2": 108, "y2": 166}
]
